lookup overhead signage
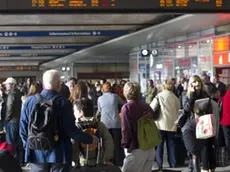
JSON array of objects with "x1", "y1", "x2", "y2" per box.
[
  {"x1": 3, "y1": 0, "x2": 230, "y2": 13},
  {"x1": 213, "y1": 36, "x2": 230, "y2": 52},
  {"x1": 213, "y1": 52, "x2": 230, "y2": 66},
  {"x1": 0, "y1": 66, "x2": 39, "y2": 71},
  {"x1": 178, "y1": 58, "x2": 191, "y2": 67},
  {"x1": 0, "y1": 45, "x2": 89, "y2": 50},
  {"x1": 139, "y1": 64, "x2": 146, "y2": 73},
  {"x1": 0, "y1": 53, "x2": 65, "y2": 57},
  {"x1": 0, "y1": 30, "x2": 128, "y2": 37}
]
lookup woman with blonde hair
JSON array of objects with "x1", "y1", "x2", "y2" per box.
[
  {"x1": 121, "y1": 82, "x2": 156, "y2": 172},
  {"x1": 150, "y1": 79, "x2": 180, "y2": 169},
  {"x1": 21, "y1": 82, "x2": 42, "y2": 106},
  {"x1": 182, "y1": 75, "x2": 218, "y2": 172},
  {"x1": 70, "y1": 81, "x2": 88, "y2": 103}
]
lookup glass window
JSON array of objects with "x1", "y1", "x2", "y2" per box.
[
  {"x1": 187, "y1": 42, "x2": 198, "y2": 57},
  {"x1": 198, "y1": 39, "x2": 212, "y2": 74},
  {"x1": 176, "y1": 44, "x2": 185, "y2": 58}
]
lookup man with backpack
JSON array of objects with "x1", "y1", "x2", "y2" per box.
[{"x1": 20, "y1": 70, "x2": 98, "y2": 172}]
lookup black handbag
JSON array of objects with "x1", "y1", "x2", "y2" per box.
[
  {"x1": 175, "y1": 109, "x2": 188, "y2": 129},
  {"x1": 153, "y1": 96, "x2": 161, "y2": 120}
]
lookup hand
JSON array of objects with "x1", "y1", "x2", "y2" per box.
[{"x1": 92, "y1": 135, "x2": 99, "y2": 146}]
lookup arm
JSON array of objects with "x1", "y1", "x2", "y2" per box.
[
  {"x1": 121, "y1": 106, "x2": 132, "y2": 148},
  {"x1": 61, "y1": 101, "x2": 93, "y2": 144},
  {"x1": 19, "y1": 99, "x2": 29, "y2": 148},
  {"x1": 150, "y1": 97, "x2": 159, "y2": 112},
  {"x1": 5, "y1": 93, "x2": 14, "y2": 121},
  {"x1": 117, "y1": 94, "x2": 125, "y2": 105},
  {"x1": 97, "y1": 122, "x2": 114, "y2": 162}
]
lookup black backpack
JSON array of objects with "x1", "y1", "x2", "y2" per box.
[{"x1": 27, "y1": 94, "x2": 59, "y2": 150}]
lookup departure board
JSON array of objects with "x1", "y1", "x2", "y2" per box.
[{"x1": 4, "y1": 0, "x2": 230, "y2": 12}]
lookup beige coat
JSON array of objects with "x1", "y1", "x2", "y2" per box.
[{"x1": 150, "y1": 90, "x2": 180, "y2": 132}]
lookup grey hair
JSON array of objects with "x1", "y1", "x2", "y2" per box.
[{"x1": 43, "y1": 69, "x2": 61, "y2": 90}]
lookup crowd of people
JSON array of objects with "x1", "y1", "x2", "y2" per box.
[{"x1": 0, "y1": 70, "x2": 229, "y2": 172}]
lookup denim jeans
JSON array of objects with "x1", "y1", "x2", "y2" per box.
[
  {"x1": 155, "y1": 130, "x2": 176, "y2": 168},
  {"x1": 5, "y1": 122, "x2": 24, "y2": 164}
]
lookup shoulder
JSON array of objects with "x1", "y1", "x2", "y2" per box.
[{"x1": 55, "y1": 95, "x2": 73, "y2": 108}]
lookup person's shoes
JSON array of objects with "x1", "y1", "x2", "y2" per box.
[
  {"x1": 208, "y1": 169, "x2": 215, "y2": 172},
  {"x1": 188, "y1": 159, "x2": 193, "y2": 172},
  {"x1": 192, "y1": 158, "x2": 201, "y2": 172}
]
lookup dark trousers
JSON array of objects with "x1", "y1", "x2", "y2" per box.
[
  {"x1": 30, "y1": 163, "x2": 68, "y2": 172},
  {"x1": 222, "y1": 125, "x2": 230, "y2": 152},
  {"x1": 155, "y1": 130, "x2": 176, "y2": 168},
  {"x1": 108, "y1": 128, "x2": 125, "y2": 166},
  {"x1": 201, "y1": 137, "x2": 216, "y2": 170},
  {"x1": 174, "y1": 136, "x2": 187, "y2": 166},
  {"x1": 5, "y1": 122, "x2": 24, "y2": 165}
]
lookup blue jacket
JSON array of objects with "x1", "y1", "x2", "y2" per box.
[
  {"x1": 98, "y1": 92, "x2": 125, "y2": 129},
  {"x1": 20, "y1": 90, "x2": 93, "y2": 164}
]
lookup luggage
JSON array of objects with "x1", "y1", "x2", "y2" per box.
[
  {"x1": 0, "y1": 131, "x2": 13, "y2": 154},
  {"x1": 0, "y1": 149, "x2": 22, "y2": 172},
  {"x1": 216, "y1": 146, "x2": 229, "y2": 167},
  {"x1": 28, "y1": 94, "x2": 59, "y2": 150},
  {"x1": 71, "y1": 140, "x2": 121, "y2": 172}
]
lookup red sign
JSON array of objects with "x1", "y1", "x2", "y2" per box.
[
  {"x1": 213, "y1": 36, "x2": 230, "y2": 52},
  {"x1": 178, "y1": 58, "x2": 191, "y2": 67},
  {"x1": 213, "y1": 52, "x2": 230, "y2": 66}
]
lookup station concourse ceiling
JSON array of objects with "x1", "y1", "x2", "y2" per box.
[
  {"x1": 41, "y1": 13, "x2": 230, "y2": 69},
  {"x1": 0, "y1": 14, "x2": 179, "y2": 67}
]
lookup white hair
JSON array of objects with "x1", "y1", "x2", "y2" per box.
[{"x1": 43, "y1": 69, "x2": 61, "y2": 90}]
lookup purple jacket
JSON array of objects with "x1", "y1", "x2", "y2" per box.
[{"x1": 121, "y1": 100, "x2": 155, "y2": 153}]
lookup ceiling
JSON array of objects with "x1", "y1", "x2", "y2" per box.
[
  {"x1": 0, "y1": 14, "x2": 178, "y2": 66},
  {"x1": 41, "y1": 13, "x2": 230, "y2": 69}
]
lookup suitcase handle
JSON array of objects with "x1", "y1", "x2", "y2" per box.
[{"x1": 85, "y1": 137, "x2": 102, "y2": 166}]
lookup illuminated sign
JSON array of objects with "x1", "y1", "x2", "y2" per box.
[
  {"x1": 0, "y1": 0, "x2": 229, "y2": 13},
  {"x1": 213, "y1": 52, "x2": 230, "y2": 66},
  {"x1": 213, "y1": 36, "x2": 230, "y2": 52},
  {"x1": 0, "y1": 31, "x2": 128, "y2": 37},
  {"x1": 0, "y1": 66, "x2": 39, "y2": 71}
]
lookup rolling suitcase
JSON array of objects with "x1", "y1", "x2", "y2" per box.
[
  {"x1": 71, "y1": 139, "x2": 121, "y2": 172},
  {"x1": 0, "y1": 149, "x2": 22, "y2": 172}
]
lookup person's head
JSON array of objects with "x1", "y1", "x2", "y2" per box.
[
  {"x1": 171, "y1": 78, "x2": 177, "y2": 85},
  {"x1": 3, "y1": 77, "x2": 17, "y2": 91},
  {"x1": 66, "y1": 79, "x2": 76, "y2": 94},
  {"x1": 100, "y1": 79, "x2": 107, "y2": 85},
  {"x1": 212, "y1": 75, "x2": 219, "y2": 84},
  {"x1": 123, "y1": 82, "x2": 140, "y2": 101},
  {"x1": 187, "y1": 75, "x2": 204, "y2": 96},
  {"x1": 26, "y1": 78, "x2": 33, "y2": 87},
  {"x1": 43, "y1": 69, "x2": 61, "y2": 92},
  {"x1": 73, "y1": 98, "x2": 94, "y2": 121},
  {"x1": 71, "y1": 81, "x2": 88, "y2": 103},
  {"x1": 163, "y1": 79, "x2": 174, "y2": 91},
  {"x1": 27, "y1": 82, "x2": 42, "y2": 97},
  {"x1": 201, "y1": 73, "x2": 210, "y2": 84},
  {"x1": 59, "y1": 82, "x2": 71, "y2": 99},
  {"x1": 147, "y1": 79, "x2": 154, "y2": 87},
  {"x1": 102, "y1": 82, "x2": 111, "y2": 93}
]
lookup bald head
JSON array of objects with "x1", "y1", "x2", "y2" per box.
[{"x1": 43, "y1": 69, "x2": 61, "y2": 91}]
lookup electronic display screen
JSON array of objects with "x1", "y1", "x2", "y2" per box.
[{"x1": 5, "y1": 0, "x2": 230, "y2": 12}]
